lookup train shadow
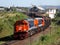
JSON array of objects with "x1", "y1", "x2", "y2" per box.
[
  {"x1": 0, "y1": 35, "x2": 25, "y2": 42},
  {"x1": 0, "y1": 35, "x2": 17, "y2": 41}
]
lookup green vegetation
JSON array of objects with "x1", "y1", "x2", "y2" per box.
[
  {"x1": 0, "y1": 12, "x2": 28, "y2": 38},
  {"x1": 55, "y1": 12, "x2": 60, "y2": 20},
  {"x1": 36, "y1": 26, "x2": 60, "y2": 45},
  {"x1": 0, "y1": 41, "x2": 5, "y2": 45},
  {"x1": 0, "y1": 11, "x2": 60, "y2": 45},
  {"x1": 32, "y1": 13, "x2": 60, "y2": 45},
  {"x1": 32, "y1": 24, "x2": 60, "y2": 45}
]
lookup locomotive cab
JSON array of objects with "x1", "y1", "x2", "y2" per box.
[{"x1": 14, "y1": 20, "x2": 29, "y2": 33}]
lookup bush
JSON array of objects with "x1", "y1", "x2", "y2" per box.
[
  {"x1": 56, "y1": 12, "x2": 60, "y2": 17},
  {"x1": 40, "y1": 35, "x2": 48, "y2": 42},
  {"x1": 56, "y1": 20, "x2": 60, "y2": 25}
]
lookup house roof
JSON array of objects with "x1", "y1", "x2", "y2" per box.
[
  {"x1": 37, "y1": 6, "x2": 45, "y2": 10},
  {"x1": 46, "y1": 6, "x2": 57, "y2": 9}
]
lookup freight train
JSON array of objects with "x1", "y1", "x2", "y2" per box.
[
  {"x1": 14, "y1": 16, "x2": 51, "y2": 39},
  {"x1": 14, "y1": 6, "x2": 51, "y2": 39}
]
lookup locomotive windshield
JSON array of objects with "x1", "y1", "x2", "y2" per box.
[{"x1": 15, "y1": 20, "x2": 27, "y2": 25}]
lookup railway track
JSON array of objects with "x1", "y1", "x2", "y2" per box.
[{"x1": 1, "y1": 26, "x2": 51, "y2": 45}]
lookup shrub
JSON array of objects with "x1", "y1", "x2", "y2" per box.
[
  {"x1": 56, "y1": 12, "x2": 60, "y2": 17},
  {"x1": 56, "y1": 20, "x2": 60, "y2": 25}
]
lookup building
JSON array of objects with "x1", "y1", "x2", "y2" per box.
[
  {"x1": 16, "y1": 7, "x2": 26, "y2": 12},
  {"x1": 0, "y1": 7, "x2": 5, "y2": 11},
  {"x1": 0, "y1": 7, "x2": 10, "y2": 12},
  {"x1": 29, "y1": 5, "x2": 45, "y2": 16},
  {"x1": 28, "y1": 5, "x2": 47, "y2": 18},
  {"x1": 46, "y1": 7, "x2": 57, "y2": 19}
]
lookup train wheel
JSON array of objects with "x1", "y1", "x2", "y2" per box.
[
  {"x1": 14, "y1": 35, "x2": 18, "y2": 39},
  {"x1": 29, "y1": 30, "x2": 35, "y2": 36},
  {"x1": 19, "y1": 32, "x2": 29, "y2": 40},
  {"x1": 40, "y1": 27, "x2": 43, "y2": 31},
  {"x1": 19, "y1": 34, "x2": 24, "y2": 40},
  {"x1": 38, "y1": 27, "x2": 41, "y2": 32},
  {"x1": 25, "y1": 32, "x2": 29, "y2": 38},
  {"x1": 30, "y1": 31, "x2": 33, "y2": 36},
  {"x1": 14, "y1": 33, "x2": 18, "y2": 39}
]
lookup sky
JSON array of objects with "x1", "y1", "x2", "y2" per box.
[{"x1": 0, "y1": 0, "x2": 60, "y2": 7}]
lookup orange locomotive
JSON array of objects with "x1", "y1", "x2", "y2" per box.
[{"x1": 14, "y1": 17, "x2": 50, "y2": 39}]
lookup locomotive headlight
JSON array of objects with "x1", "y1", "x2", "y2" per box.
[
  {"x1": 24, "y1": 29, "x2": 26, "y2": 31},
  {"x1": 19, "y1": 27, "x2": 22, "y2": 30}
]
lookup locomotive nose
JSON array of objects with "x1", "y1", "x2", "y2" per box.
[{"x1": 15, "y1": 20, "x2": 29, "y2": 32}]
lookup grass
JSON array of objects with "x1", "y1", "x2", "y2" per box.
[
  {"x1": 32, "y1": 19, "x2": 60, "y2": 45},
  {"x1": 32, "y1": 14, "x2": 60, "y2": 45},
  {"x1": 0, "y1": 41, "x2": 5, "y2": 45},
  {"x1": 0, "y1": 12, "x2": 28, "y2": 38}
]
